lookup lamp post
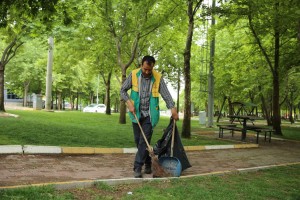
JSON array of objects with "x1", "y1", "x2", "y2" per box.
[{"x1": 207, "y1": 0, "x2": 215, "y2": 127}]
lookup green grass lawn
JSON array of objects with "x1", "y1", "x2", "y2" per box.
[
  {"x1": 1, "y1": 164, "x2": 299, "y2": 200},
  {"x1": 0, "y1": 110, "x2": 232, "y2": 147},
  {"x1": 1, "y1": 110, "x2": 299, "y2": 147},
  {"x1": 276, "y1": 125, "x2": 300, "y2": 140}
]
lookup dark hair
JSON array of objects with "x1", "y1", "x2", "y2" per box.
[{"x1": 142, "y1": 55, "x2": 155, "y2": 65}]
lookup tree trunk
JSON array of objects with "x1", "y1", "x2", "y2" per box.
[
  {"x1": 272, "y1": 72, "x2": 282, "y2": 134},
  {"x1": 119, "y1": 70, "x2": 127, "y2": 124},
  {"x1": 181, "y1": 0, "x2": 194, "y2": 138},
  {"x1": 76, "y1": 92, "x2": 79, "y2": 110},
  {"x1": 58, "y1": 92, "x2": 62, "y2": 110},
  {"x1": 288, "y1": 104, "x2": 294, "y2": 124},
  {"x1": 217, "y1": 96, "x2": 226, "y2": 123},
  {"x1": 258, "y1": 85, "x2": 271, "y2": 125},
  {"x1": 288, "y1": 91, "x2": 294, "y2": 124},
  {"x1": 105, "y1": 71, "x2": 112, "y2": 115},
  {"x1": 272, "y1": 1, "x2": 282, "y2": 135},
  {"x1": 0, "y1": 63, "x2": 5, "y2": 112},
  {"x1": 228, "y1": 97, "x2": 233, "y2": 116},
  {"x1": 89, "y1": 91, "x2": 94, "y2": 104},
  {"x1": 69, "y1": 91, "x2": 74, "y2": 110},
  {"x1": 23, "y1": 82, "x2": 30, "y2": 107},
  {"x1": 115, "y1": 97, "x2": 119, "y2": 113}
]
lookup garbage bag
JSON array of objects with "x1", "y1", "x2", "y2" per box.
[{"x1": 153, "y1": 118, "x2": 192, "y2": 171}]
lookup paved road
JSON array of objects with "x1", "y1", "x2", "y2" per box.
[{"x1": 1, "y1": 138, "x2": 299, "y2": 187}]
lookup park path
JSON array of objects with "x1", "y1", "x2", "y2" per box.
[{"x1": 0, "y1": 138, "x2": 300, "y2": 187}]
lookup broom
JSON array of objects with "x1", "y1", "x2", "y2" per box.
[{"x1": 134, "y1": 114, "x2": 170, "y2": 178}]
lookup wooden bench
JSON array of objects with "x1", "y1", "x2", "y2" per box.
[
  {"x1": 245, "y1": 126, "x2": 274, "y2": 143},
  {"x1": 218, "y1": 125, "x2": 242, "y2": 138},
  {"x1": 218, "y1": 124, "x2": 274, "y2": 144}
]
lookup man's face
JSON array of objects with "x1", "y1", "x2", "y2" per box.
[{"x1": 141, "y1": 61, "x2": 154, "y2": 78}]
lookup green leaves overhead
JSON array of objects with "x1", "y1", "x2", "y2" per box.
[
  {"x1": 0, "y1": 0, "x2": 58, "y2": 28},
  {"x1": 1, "y1": 0, "x2": 299, "y2": 120}
]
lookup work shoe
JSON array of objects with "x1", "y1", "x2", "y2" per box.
[
  {"x1": 134, "y1": 168, "x2": 142, "y2": 178},
  {"x1": 144, "y1": 165, "x2": 152, "y2": 174}
]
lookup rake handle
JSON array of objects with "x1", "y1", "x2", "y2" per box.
[
  {"x1": 133, "y1": 114, "x2": 153, "y2": 153},
  {"x1": 171, "y1": 119, "x2": 176, "y2": 157}
]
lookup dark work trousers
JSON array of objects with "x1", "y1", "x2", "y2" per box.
[{"x1": 132, "y1": 116, "x2": 153, "y2": 171}]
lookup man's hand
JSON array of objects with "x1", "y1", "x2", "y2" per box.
[
  {"x1": 171, "y1": 107, "x2": 179, "y2": 121},
  {"x1": 126, "y1": 100, "x2": 135, "y2": 114}
]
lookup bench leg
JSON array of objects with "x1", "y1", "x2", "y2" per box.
[
  {"x1": 262, "y1": 131, "x2": 272, "y2": 143},
  {"x1": 219, "y1": 128, "x2": 224, "y2": 138},
  {"x1": 256, "y1": 131, "x2": 259, "y2": 144}
]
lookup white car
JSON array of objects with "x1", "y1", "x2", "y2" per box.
[{"x1": 83, "y1": 104, "x2": 106, "y2": 113}]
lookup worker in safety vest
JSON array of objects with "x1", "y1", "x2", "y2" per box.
[{"x1": 120, "y1": 55, "x2": 179, "y2": 178}]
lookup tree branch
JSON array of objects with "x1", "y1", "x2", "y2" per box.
[
  {"x1": 1, "y1": 38, "x2": 17, "y2": 63},
  {"x1": 5, "y1": 42, "x2": 24, "y2": 65},
  {"x1": 140, "y1": 4, "x2": 180, "y2": 38},
  {"x1": 247, "y1": 13, "x2": 274, "y2": 73},
  {"x1": 193, "y1": 0, "x2": 203, "y2": 16},
  {"x1": 124, "y1": 32, "x2": 140, "y2": 70},
  {"x1": 1, "y1": 37, "x2": 24, "y2": 69}
]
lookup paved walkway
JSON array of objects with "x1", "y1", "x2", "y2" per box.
[{"x1": 1, "y1": 137, "x2": 299, "y2": 188}]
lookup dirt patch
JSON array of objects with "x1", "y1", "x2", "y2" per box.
[{"x1": 1, "y1": 138, "x2": 300, "y2": 187}]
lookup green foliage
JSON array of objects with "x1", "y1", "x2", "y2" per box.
[
  {"x1": 213, "y1": 18, "x2": 272, "y2": 104},
  {"x1": 0, "y1": 0, "x2": 58, "y2": 28},
  {"x1": 204, "y1": 0, "x2": 300, "y2": 118},
  {"x1": 5, "y1": 38, "x2": 47, "y2": 95},
  {"x1": 1, "y1": 0, "x2": 299, "y2": 123}
]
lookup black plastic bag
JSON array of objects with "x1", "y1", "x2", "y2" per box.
[{"x1": 153, "y1": 118, "x2": 192, "y2": 171}]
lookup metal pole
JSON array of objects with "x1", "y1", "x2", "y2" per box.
[
  {"x1": 207, "y1": 0, "x2": 215, "y2": 127},
  {"x1": 45, "y1": 37, "x2": 53, "y2": 110}
]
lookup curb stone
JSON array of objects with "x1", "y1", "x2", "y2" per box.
[
  {"x1": 23, "y1": 145, "x2": 61, "y2": 154},
  {"x1": 0, "y1": 144, "x2": 259, "y2": 155},
  {"x1": 0, "y1": 145, "x2": 23, "y2": 154}
]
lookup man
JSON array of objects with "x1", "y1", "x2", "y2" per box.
[{"x1": 120, "y1": 55, "x2": 179, "y2": 178}]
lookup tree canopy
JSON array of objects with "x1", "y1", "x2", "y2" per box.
[{"x1": 1, "y1": 0, "x2": 299, "y2": 136}]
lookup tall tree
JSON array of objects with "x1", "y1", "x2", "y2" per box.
[
  {"x1": 182, "y1": 0, "x2": 203, "y2": 138},
  {"x1": 0, "y1": 37, "x2": 23, "y2": 111},
  {"x1": 5, "y1": 38, "x2": 47, "y2": 106},
  {"x1": 245, "y1": 0, "x2": 299, "y2": 134},
  {"x1": 0, "y1": 0, "x2": 58, "y2": 112},
  {"x1": 213, "y1": 19, "x2": 274, "y2": 122},
  {"x1": 97, "y1": 0, "x2": 180, "y2": 124},
  {"x1": 216, "y1": 0, "x2": 300, "y2": 135}
]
